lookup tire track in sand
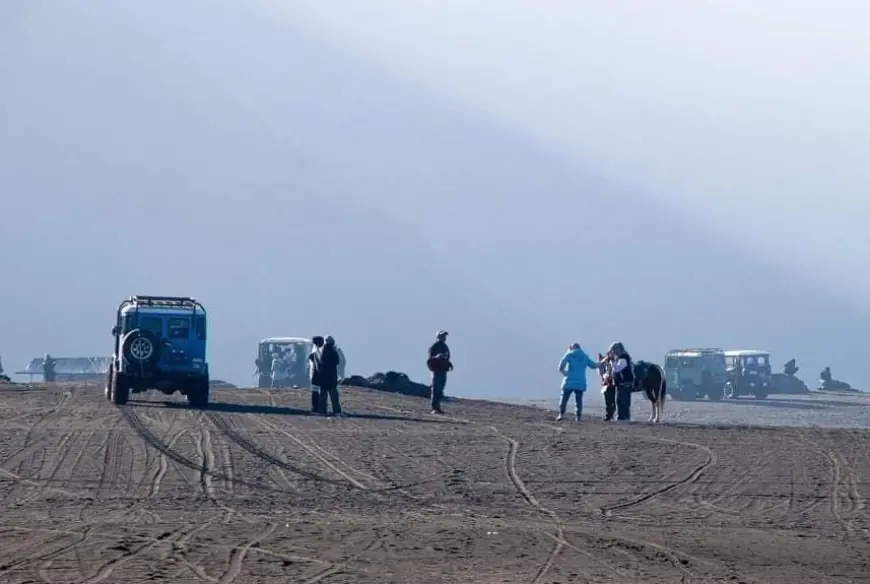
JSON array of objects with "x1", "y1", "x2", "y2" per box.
[
  {"x1": 0, "y1": 390, "x2": 77, "y2": 502},
  {"x1": 0, "y1": 527, "x2": 92, "y2": 576},
  {"x1": 299, "y1": 536, "x2": 384, "y2": 584},
  {"x1": 148, "y1": 429, "x2": 186, "y2": 497},
  {"x1": 249, "y1": 393, "x2": 422, "y2": 496},
  {"x1": 206, "y1": 412, "x2": 350, "y2": 488},
  {"x1": 255, "y1": 417, "x2": 371, "y2": 491},
  {"x1": 600, "y1": 436, "x2": 717, "y2": 517},
  {"x1": 490, "y1": 425, "x2": 695, "y2": 583},
  {"x1": 82, "y1": 523, "x2": 200, "y2": 583},
  {"x1": 794, "y1": 431, "x2": 861, "y2": 536},
  {"x1": 488, "y1": 425, "x2": 585, "y2": 583},
  {"x1": 119, "y1": 407, "x2": 281, "y2": 495},
  {"x1": 194, "y1": 423, "x2": 216, "y2": 498},
  {"x1": 216, "y1": 524, "x2": 278, "y2": 584}
]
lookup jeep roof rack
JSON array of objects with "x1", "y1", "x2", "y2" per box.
[
  {"x1": 130, "y1": 295, "x2": 198, "y2": 307},
  {"x1": 118, "y1": 295, "x2": 205, "y2": 314},
  {"x1": 667, "y1": 347, "x2": 724, "y2": 353}
]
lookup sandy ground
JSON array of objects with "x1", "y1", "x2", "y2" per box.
[
  {"x1": 515, "y1": 389, "x2": 870, "y2": 429},
  {"x1": 0, "y1": 384, "x2": 868, "y2": 583}
]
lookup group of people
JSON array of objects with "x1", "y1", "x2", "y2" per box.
[
  {"x1": 269, "y1": 346, "x2": 303, "y2": 388},
  {"x1": 557, "y1": 341, "x2": 636, "y2": 422},
  {"x1": 278, "y1": 330, "x2": 455, "y2": 419}
]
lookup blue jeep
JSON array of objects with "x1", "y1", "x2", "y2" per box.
[{"x1": 105, "y1": 295, "x2": 209, "y2": 407}]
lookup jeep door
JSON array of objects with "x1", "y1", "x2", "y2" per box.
[{"x1": 161, "y1": 315, "x2": 206, "y2": 370}]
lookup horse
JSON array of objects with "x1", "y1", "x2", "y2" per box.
[{"x1": 598, "y1": 355, "x2": 667, "y2": 423}]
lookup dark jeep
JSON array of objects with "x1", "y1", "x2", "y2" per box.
[{"x1": 723, "y1": 350, "x2": 771, "y2": 399}]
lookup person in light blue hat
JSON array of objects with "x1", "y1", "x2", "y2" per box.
[{"x1": 557, "y1": 342, "x2": 601, "y2": 421}]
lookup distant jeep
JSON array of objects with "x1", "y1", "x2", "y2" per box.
[
  {"x1": 723, "y1": 350, "x2": 771, "y2": 399},
  {"x1": 664, "y1": 348, "x2": 727, "y2": 400},
  {"x1": 105, "y1": 296, "x2": 209, "y2": 407},
  {"x1": 256, "y1": 337, "x2": 313, "y2": 389}
]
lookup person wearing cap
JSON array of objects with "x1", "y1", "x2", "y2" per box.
[
  {"x1": 603, "y1": 341, "x2": 633, "y2": 421},
  {"x1": 556, "y1": 342, "x2": 601, "y2": 422},
  {"x1": 427, "y1": 330, "x2": 453, "y2": 414},
  {"x1": 316, "y1": 336, "x2": 344, "y2": 417}
]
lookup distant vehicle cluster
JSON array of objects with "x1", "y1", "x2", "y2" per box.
[{"x1": 664, "y1": 348, "x2": 856, "y2": 400}]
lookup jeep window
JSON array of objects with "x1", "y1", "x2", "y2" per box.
[
  {"x1": 680, "y1": 359, "x2": 697, "y2": 367},
  {"x1": 168, "y1": 318, "x2": 190, "y2": 339},
  {"x1": 702, "y1": 355, "x2": 722, "y2": 367},
  {"x1": 140, "y1": 317, "x2": 163, "y2": 336},
  {"x1": 195, "y1": 317, "x2": 206, "y2": 340}
]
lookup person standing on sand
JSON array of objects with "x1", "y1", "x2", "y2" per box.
[
  {"x1": 42, "y1": 354, "x2": 57, "y2": 383},
  {"x1": 604, "y1": 342, "x2": 634, "y2": 422},
  {"x1": 556, "y1": 343, "x2": 600, "y2": 422},
  {"x1": 427, "y1": 330, "x2": 453, "y2": 414},
  {"x1": 308, "y1": 336, "x2": 324, "y2": 412},
  {"x1": 316, "y1": 336, "x2": 344, "y2": 417}
]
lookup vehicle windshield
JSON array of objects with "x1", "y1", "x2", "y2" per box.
[
  {"x1": 742, "y1": 355, "x2": 769, "y2": 367},
  {"x1": 701, "y1": 354, "x2": 724, "y2": 369}
]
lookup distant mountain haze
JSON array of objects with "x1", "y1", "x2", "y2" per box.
[{"x1": 2, "y1": 1, "x2": 867, "y2": 396}]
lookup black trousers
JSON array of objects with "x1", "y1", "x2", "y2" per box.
[
  {"x1": 431, "y1": 372, "x2": 447, "y2": 411},
  {"x1": 603, "y1": 386, "x2": 616, "y2": 420},
  {"x1": 616, "y1": 383, "x2": 632, "y2": 420},
  {"x1": 317, "y1": 382, "x2": 342, "y2": 415},
  {"x1": 604, "y1": 384, "x2": 632, "y2": 420}
]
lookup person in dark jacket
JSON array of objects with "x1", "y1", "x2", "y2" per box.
[
  {"x1": 427, "y1": 330, "x2": 453, "y2": 414},
  {"x1": 316, "y1": 336, "x2": 343, "y2": 417},
  {"x1": 308, "y1": 336, "x2": 324, "y2": 412},
  {"x1": 606, "y1": 342, "x2": 634, "y2": 421},
  {"x1": 42, "y1": 354, "x2": 57, "y2": 383}
]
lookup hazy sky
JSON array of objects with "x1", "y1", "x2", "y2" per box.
[
  {"x1": 2, "y1": 0, "x2": 868, "y2": 395},
  {"x1": 264, "y1": 0, "x2": 870, "y2": 300}
]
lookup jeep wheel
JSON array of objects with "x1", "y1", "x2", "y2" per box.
[
  {"x1": 753, "y1": 391, "x2": 768, "y2": 400},
  {"x1": 122, "y1": 329, "x2": 162, "y2": 365},
  {"x1": 187, "y1": 377, "x2": 210, "y2": 409},
  {"x1": 112, "y1": 373, "x2": 130, "y2": 406},
  {"x1": 723, "y1": 382, "x2": 737, "y2": 399}
]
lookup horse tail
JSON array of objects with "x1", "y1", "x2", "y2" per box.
[{"x1": 657, "y1": 364, "x2": 667, "y2": 411}]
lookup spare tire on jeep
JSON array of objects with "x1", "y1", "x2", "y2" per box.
[{"x1": 122, "y1": 329, "x2": 162, "y2": 365}]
